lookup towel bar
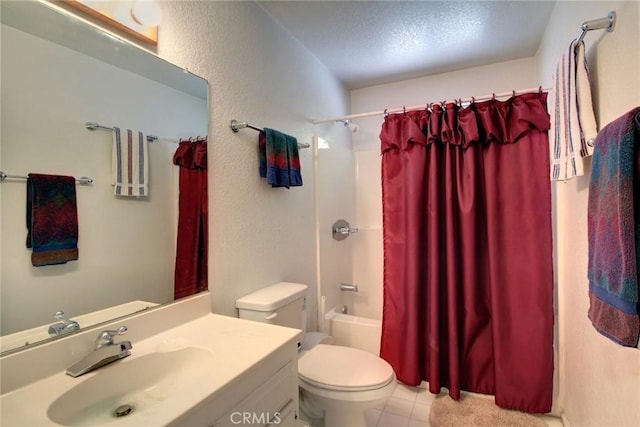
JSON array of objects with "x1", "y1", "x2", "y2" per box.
[
  {"x1": 574, "y1": 11, "x2": 616, "y2": 49},
  {"x1": 229, "y1": 120, "x2": 310, "y2": 149},
  {"x1": 85, "y1": 122, "x2": 159, "y2": 142},
  {"x1": 0, "y1": 171, "x2": 93, "y2": 185}
]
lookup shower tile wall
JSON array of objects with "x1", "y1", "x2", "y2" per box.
[{"x1": 352, "y1": 149, "x2": 384, "y2": 320}]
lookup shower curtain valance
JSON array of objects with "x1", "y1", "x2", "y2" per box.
[{"x1": 380, "y1": 92, "x2": 549, "y2": 151}]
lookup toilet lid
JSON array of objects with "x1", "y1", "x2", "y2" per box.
[{"x1": 298, "y1": 344, "x2": 395, "y2": 391}]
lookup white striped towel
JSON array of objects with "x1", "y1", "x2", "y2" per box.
[
  {"x1": 549, "y1": 40, "x2": 598, "y2": 181},
  {"x1": 112, "y1": 127, "x2": 149, "y2": 197}
]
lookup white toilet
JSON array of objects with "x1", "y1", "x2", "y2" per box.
[{"x1": 236, "y1": 282, "x2": 396, "y2": 427}]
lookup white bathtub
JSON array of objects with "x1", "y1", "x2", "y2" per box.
[{"x1": 324, "y1": 307, "x2": 382, "y2": 356}]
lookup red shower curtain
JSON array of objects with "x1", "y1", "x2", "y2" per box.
[
  {"x1": 379, "y1": 92, "x2": 554, "y2": 413},
  {"x1": 173, "y1": 139, "x2": 208, "y2": 300}
]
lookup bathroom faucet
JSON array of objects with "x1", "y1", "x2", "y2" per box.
[
  {"x1": 66, "y1": 326, "x2": 132, "y2": 378},
  {"x1": 48, "y1": 311, "x2": 80, "y2": 336},
  {"x1": 340, "y1": 283, "x2": 358, "y2": 292}
]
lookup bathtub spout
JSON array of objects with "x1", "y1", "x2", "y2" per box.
[{"x1": 340, "y1": 283, "x2": 358, "y2": 292}]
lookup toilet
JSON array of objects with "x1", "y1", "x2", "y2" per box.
[{"x1": 236, "y1": 282, "x2": 396, "y2": 427}]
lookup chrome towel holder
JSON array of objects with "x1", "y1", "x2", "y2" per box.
[
  {"x1": 0, "y1": 170, "x2": 93, "y2": 185},
  {"x1": 229, "y1": 119, "x2": 311, "y2": 149},
  {"x1": 574, "y1": 11, "x2": 616, "y2": 49}
]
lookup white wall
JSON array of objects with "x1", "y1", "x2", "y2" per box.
[
  {"x1": 536, "y1": 1, "x2": 640, "y2": 426},
  {"x1": 0, "y1": 25, "x2": 206, "y2": 334},
  {"x1": 348, "y1": 57, "x2": 539, "y2": 321},
  {"x1": 156, "y1": 1, "x2": 352, "y2": 330}
]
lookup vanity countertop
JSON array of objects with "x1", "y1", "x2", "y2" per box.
[{"x1": 0, "y1": 311, "x2": 300, "y2": 426}]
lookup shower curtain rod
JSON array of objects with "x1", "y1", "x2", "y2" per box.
[{"x1": 313, "y1": 86, "x2": 552, "y2": 124}]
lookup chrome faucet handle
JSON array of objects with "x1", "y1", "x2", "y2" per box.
[
  {"x1": 48, "y1": 311, "x2": 80, "y2": 335},
  {"x1": 332, "y1": 219, "x2": 359, "y2": 241},
  {"x1": 95, "y1": 326, "x2": 128, "y2": 349},
  {"x1": 335, "y1": 226, "x2": 359, "y2": 235}
]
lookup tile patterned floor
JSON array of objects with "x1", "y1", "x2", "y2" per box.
[{"x1": 365, "y1": 382, "x2": 564, "y2": 427}]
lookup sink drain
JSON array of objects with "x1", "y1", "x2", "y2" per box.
[{"x1": 114, "y1": 404, "x2": 134, "y2": 417}]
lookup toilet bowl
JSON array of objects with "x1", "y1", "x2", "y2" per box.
[
  {"x1": 236, "y1": 282, "x2": 396, "y2": 427},
  {"x1": 298, "y1": 344, "x2": 396, "y2": 426}
]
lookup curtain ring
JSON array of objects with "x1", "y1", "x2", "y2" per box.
[
  {"x1": 403, "y1": 106, "x2": 406, "y2": 114},
  {"x1": 538, "y1": 85, "x2": 543, "y2": 93},
  {"x1": 384, "y1": 108, "x2": 388, "y2": 117},
  {"x1": 471, "y1": 96, "x2": 476, "y2": 104},
  {"x1": 512, "y1": 89, "x2": 516, "y2": 97},
  {"x1": 492, "y1": 93, "x2": 496, "y2": 100}
]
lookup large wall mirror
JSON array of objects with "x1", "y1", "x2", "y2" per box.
[{"x1": 0, "y1": 1, "x2": 208, "y2": 354}]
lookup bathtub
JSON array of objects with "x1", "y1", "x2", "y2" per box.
[{"x1": 323, "y1": 307, "x2": 381, "y2": 356}]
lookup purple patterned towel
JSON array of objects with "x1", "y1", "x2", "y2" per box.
[
  {"x1": 26, "y1": 174, "x2": 79, "y2": 267},
  {"x1": 587, "y1": 106, "x2": 640, "y2": 347}
]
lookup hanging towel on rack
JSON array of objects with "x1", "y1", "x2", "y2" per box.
[
  {"x1": 26, "y1": 174, "x2": 79, "y2": 267},
  {"x1": 587, "y1": 106, "x2": 640, "y2": 347},
  {"x1": 258, "y1": 128, "x2": 303, "y2": 188},
  {"x1": 112, "y1": 127, "x2": 149, "y2": 197},
  {"x1": 549, "y1": 40, "x2": 598, "y2": 181}
]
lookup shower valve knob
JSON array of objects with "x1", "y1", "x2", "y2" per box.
[{"x1": 332, "y1": 219, "x2": 358, "y2": 241}]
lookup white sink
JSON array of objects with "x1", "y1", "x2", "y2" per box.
[
  {"x1": 1, "y1": 309, "x2": 300, "y2": 427},
  {"x1": 47, "y1": 347, "x2": 214, "y2": 426}
]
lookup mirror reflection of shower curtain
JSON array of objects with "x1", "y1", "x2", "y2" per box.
[
  {"x1": 379, "y1": 92, "x2": 554, "y2": 413},
  {"x1": 173, "y1": 139, "x2": 208, "y2": 299}
]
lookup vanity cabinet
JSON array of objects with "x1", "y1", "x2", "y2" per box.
[{"x1": 170, "y1": 340, "x2": 300, "y2": 427}]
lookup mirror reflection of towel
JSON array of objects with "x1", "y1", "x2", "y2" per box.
[
  {"x1": 112, "y1": 127, "x2": 149, "y2": 197},
  {"x1": 26, "y1": 173, "x2": 79, "y2": 266}
]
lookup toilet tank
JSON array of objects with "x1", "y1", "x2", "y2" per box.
[{"x1": 236, "y1": 282, "x2": 307, "y2": 331}]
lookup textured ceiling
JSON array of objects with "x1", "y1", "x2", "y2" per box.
[{"x1": 259, "y1": 0, "x2": 557, "y2": 89}]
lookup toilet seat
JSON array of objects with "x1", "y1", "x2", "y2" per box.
[{"x1": 298, "y1": 344, "x2": 395, "y2": 392}]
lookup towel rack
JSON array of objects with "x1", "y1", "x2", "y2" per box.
[
  {"x1": 574, "y1": 11, "x2": 616, "y2": 49},
  {"x1": 85, "y1": 122, "x2": 159, "y2": 142},
  {"x1": 0, "y1": 171, "x2": 93, "y2": 185},
  {"x1": 229, "y1": 120, "x2": 311, "y2": 149}
]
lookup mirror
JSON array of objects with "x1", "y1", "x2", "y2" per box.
[{"x1": 0, "y1": 1, "x2": 208, "y2": 354}]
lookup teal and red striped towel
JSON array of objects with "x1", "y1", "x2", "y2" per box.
[{"x1": 587, "y1": 106, "x2": 640, "y2": 347}]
